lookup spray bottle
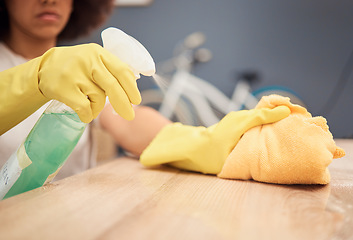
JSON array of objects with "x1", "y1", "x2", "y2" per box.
[{"x1": 0, "y1": 27, "x2": 155, "y2": 199}]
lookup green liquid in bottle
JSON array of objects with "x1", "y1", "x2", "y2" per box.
[{"x1": 4, "y1": 111, "x2": 86, "y2": 199}]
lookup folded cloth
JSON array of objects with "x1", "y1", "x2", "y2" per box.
[{"x1": 218, "y1": 94, "x2": 345, "y2": 184}]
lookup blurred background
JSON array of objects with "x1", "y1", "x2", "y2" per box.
[{"x1": 63, "y1": 0, "x2": 353, "y2": 138}]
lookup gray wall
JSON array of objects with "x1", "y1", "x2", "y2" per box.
[{"x1": 66, "y1": 0, "x2": 353, "y2": 138}]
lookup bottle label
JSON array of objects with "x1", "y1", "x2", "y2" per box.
[
  {"x1": 44, "y1": 166, "x2": 63, "y2": 185},
  {"x1": 0, "y1": 143, "x2": 32, "y2": 199}
]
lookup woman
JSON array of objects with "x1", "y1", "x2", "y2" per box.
[{"x1": 0, "y1": 0, "x2": 171, "y2": 179}]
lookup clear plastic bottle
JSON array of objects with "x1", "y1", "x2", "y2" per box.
[
  {"x1": 1, "y1": 101, "x2": 86, "y2": 199},
  {"x1": 0, "y1": 27, "x2": 155, "y2": 200}
]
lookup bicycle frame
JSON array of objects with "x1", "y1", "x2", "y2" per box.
[
  {"x1": 142, "y1": 32, "x2": 306, "y2": 126},
  {"x1": 158, "y1": 69, "x2": 257, "y2": 127}
]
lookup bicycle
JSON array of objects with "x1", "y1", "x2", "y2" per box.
[{"x1": 140, "y1": 32, "x2": 306, "y2": 127}]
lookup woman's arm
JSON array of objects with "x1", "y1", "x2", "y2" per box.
[{"x1": 99, "y1": 104, "x2": 171, "y2": 156}]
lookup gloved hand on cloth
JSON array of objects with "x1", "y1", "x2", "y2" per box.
[
  {"x1": 140, "y1": 105, "x2": 291, "y2": 175},
  {"x1": 0, "y1": 43, "x2": 141, "y2": 135},
  {"x1": 140, "y1": 94, "x2": 345, "y2": 185},
  {"x1": 218, "y1": 94, "x2": 345, "y2": 184}
]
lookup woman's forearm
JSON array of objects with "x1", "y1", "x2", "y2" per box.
[{"x1": 99, "y1": 104, "x2": 171, "y2": 156}]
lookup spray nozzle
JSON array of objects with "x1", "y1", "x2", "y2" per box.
[{"x1": 101, "y1": 27, "x2": 155, "y2": 79}]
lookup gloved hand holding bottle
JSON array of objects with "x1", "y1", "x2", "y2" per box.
[
  {"x1": 0, "y1": 43, "x2": 141, "y2": 135},
  {"x1": 0, "y1": 27, "x2": 156, "y2": 199}
]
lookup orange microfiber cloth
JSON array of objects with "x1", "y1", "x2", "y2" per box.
[{"x1": 218, "y1": 95, "x2": 345, "y2": 184}]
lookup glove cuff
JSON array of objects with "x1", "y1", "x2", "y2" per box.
[{"x1": 0, "y1": 58, "x2": 49, "y2": 134}]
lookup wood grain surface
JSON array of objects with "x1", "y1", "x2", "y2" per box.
[{"x1": 0, "y1": 139, "x2": 352, "y2": 240}]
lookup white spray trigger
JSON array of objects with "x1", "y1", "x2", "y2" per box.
[{"x1": 101, "y1": 27, "x2": 155, "y2": 78}]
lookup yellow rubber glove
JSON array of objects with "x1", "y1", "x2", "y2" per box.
[
  {"x1": 0, "y1": 43, "x2": 141, "y2": 135},
  {"x1": 140, "y1": 106, "x2": 290, "y2": 174}
]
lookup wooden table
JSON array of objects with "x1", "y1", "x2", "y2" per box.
[{"x1": 0, "y1": 139, "x2": 352, "y2": 240}]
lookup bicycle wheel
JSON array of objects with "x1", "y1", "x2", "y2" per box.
[
  {"x1": 251, "y1": 85, "x2": 307, "y2": 108},
  {"x1": 140, "y1": 88, "x2": 199, "y2": 125}
]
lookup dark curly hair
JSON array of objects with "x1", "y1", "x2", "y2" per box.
[{"x1": 0, "y1": 0, "x2": 114, "y2": 41}]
